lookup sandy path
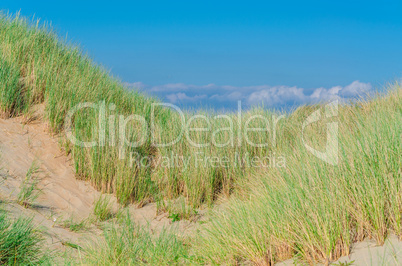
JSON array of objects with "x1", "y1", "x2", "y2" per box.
[{"x1": 0, "y1": 109, "x2": 98, "y2": 218}]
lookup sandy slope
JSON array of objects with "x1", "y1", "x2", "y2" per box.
[
  {"x1": 277, "y1": 236, "x2": 402, "y2": 265},
  {"x1": 0, "y1": 106, "x2": 198, "y2": 255},
  {"x1": 0, "y1": 108, "x2": 98, "y2": 219}
]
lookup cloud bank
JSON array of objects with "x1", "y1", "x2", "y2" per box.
[{"x1": 125, "y1": 81, "x2": 372, "y2": 111}]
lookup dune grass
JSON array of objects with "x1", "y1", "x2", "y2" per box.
[
  {"x1": 59, "y1": 216, "x2": 89, "y2": 233},
  {"x1": 0, "y1": 210, "x2": 50, "y2": 265},
  {"x1": 0, "y1": 12, "x2": 286, "y2": 208},
  {"x1": 84, "y1": 212, "x2": 189, "y2": 265},
  {"x1": 0, "y1": 11, "x2": 402, "y2": 265},
  {"x1": 17, "y1": 161, "x2": 41, "y2": 208},
  {"x1": 93, "y1": 195, "x2": 114, "y2": 222},
  {"x1": 193, "y1": 88, "x2": 402, "y2": 264}
]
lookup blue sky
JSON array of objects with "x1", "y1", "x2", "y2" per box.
[{"x1": 2, "y1": 1, "x2": 402, "y2": 109}]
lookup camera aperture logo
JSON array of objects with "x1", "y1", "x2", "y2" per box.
[{"x1": 302, "y1": 100, "x2": 339, "y2": 165}]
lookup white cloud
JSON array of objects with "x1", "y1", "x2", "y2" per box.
[
  {"x1": 125, "y1": 81, "x2": 373, "y2": 110},
  {"x1": 247, "y1": 86, "x2": 306, "y2": 107},
  {"x1": 340, "y1": 80, "x2": 372, "y2": 98},
  {"x1": 166, "y1": 93, "x2": 208, "y2": 103}
]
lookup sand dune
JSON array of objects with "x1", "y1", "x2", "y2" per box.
[{"x1": 0, "y1": 106, "x2": 199, "y2": 256}]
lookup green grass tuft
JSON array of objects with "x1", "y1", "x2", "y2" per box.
[
  {"x1": 17, "y1": 161, "x2": 41, "y2": 208},
  {"x1": 0, "y1": 211, "x2": 50, "y2": 265},
  {"x1": 85, "y1": 213, "x2": 189, "y2": 265},
  {"x1": 93, "y1": 195, "x2": 114, "y2": 222}
]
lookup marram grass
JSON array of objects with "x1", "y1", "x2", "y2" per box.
[
  {"x1": 0, "y1": 211, "x2": 50, "y2": 265},
  {"x1": 0, "y1": 12, "x2": 401, "y2": 264},
  {"x1": 0, "y1": 12, "x2": 288, "y2": 207},
  {"x1": 193, "y1": 88, "x2": 402, "y2": 264},
  {"x1": 83, "y1": 212, "x2": 189, "y2": 265}
]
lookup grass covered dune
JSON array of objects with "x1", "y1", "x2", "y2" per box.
[
  {"x1": 195, "y1": 87, "x2": 402, "y2": 264},
  {"x1": 0, "y1": 12, "x2": 284, "y2": 208},
  {"x1": 0, "y1": 12, "x2": 402, "y2": 264}
]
